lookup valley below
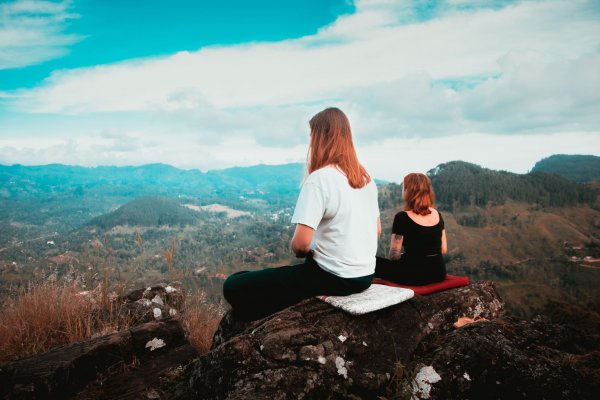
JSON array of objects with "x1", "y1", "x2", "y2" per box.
[{"x1": 1, "y1": 157, "x2": 599, "y2": 332}]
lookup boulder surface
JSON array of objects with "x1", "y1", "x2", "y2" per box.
[
  {"x1": 187, "y1": 282, "x2": 496, "y2": 398},
  {"x1": 187, "y1": 281, "x2": 599, "y2": 399}
]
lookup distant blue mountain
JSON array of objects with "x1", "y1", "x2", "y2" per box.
[
  {"x1": 0, "y1": 162, "x2": 305, "y2": 201},
  {"x1": 1, "y1": 158, "x2": 597, "y2": 234}
]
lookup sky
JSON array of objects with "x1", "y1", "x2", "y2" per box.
[{"x1": 0, "y1": 0, "x2": 599, "y2": 183}]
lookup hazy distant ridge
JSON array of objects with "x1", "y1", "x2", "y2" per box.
[
  {"x1": 1, "y1": 157, "x2": 598, "y2": 218},
  {"x1": 0, "y1": 163, "x2": 305, "y2": 201}
]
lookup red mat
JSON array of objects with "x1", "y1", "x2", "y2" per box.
[{"x1": 373, "y1": 274, "x2": 469, "y2": 295}]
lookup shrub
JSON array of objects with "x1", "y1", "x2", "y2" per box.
[
  {"x1": 182, "y1": 291, "x2": 225, "y2": 354},
  {"x1": 0, "y1": 282, "x2": 96, "y2": 363},
  {"x1": 0, "y1": 279, "x2": 225, "y2": 363}
]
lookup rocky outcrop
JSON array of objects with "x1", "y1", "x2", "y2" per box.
[
  {"x1": 412, "y1": 315, "x2": 599, "y2": 399},
  {"x1": 187, "y1": 281, "x2": 599, "y2": 399},
  {"x1": 3, "y1": 281, "x2": 597, "y2": 399},
  {"x1": 116, "y1": 282, "x2": 185, "y2": 325},
  {"x1": 187, "y1": 282, "x2": 501, "y2": 399}
]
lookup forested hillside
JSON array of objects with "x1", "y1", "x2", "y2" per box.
[
  {"x1": 427, "y1": 161, "x2": 597, "y2": 209},
  {"x1": 88, "y1": 195, "x2": 202, "y2": 229},
  {"x1": 375, "y1": 161, "x2": 600, "y2": 329},
  {"x1": 0, "y1": 162, "x2": 303, "y2": 208},
  {"x1": 531, "y1": 154, "x2": 600, "y2": 183},
  {"x1": 0, "y1": 163, "x2": 304, "y2": 240},
  {"x1": 1, "y1": 158, "x2": 599, "y2": 327}
]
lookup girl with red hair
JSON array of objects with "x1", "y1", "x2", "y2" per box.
[
  {"x1": 375, "y1": 173, "x2": 447, "y2": 285},
  {"x1": 223, "y1": 108, "x2": 380, "y2": 321}
]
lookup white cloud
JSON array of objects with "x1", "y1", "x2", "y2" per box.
[
  {"x1": 1, "y1": 0, "x2": 599, "y2": 173},
  {"x1": 461, "y1": 52, "x2": 600, "y2": 133},
  {"x1": 0, "y1": 132, "x2": 307, "y2": 172},
  {"x1": 342, "y1": 72, "x2": 462, "y2": 140},
  {"x1": 1, "y1": 131, "x2": 597, "y2": 183},
  {"x1": 344, "y1": 53, "x2": 600, "y2": 139},
  {"x1": 0, "y1": 0, "x2": 82, "y2": 69},
  {"x1": 358, "y1": 131, "x2": 600, "y2": 183},
  {"x1": 11, "y1": 1, "x2": 600, "y2": 114},
  {"x1": 0, "y1": 90, "x2": 17, "y2": 99}
]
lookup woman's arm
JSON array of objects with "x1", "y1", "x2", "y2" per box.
[
  {"x1": 291, "y1": 223, "x2": 315, "y2": 258},
  {"x1": 389, "y1": 234, "x2": 403, "y2": 260},
  {"x1": 441, "y1": 229, "x2": 447, "y2": 255},
  {"x1": 377, "y1": 216, "x2": 381, "y2": 237}
]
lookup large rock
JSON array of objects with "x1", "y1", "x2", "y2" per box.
[
  {"x1": 412, "y1": 315, "x2": 599, "y2": 399},
  {"x1": 116, "y1": 282, "x2": 185, "y2": 326},
  {"x1": 187, "y1": 282, "x2": 505, "y2": 399}
]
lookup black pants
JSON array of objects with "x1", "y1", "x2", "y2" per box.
[
  {"x1": 223, "y1": 256, "x2": 373, "y2": 321},
  {"x1": 374, "y1": 255, "x2": 446, "y2": 286}
]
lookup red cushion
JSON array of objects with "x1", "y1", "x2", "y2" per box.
[{"x1": 373, "y1": 274, "x2": 469, "y2": 295}]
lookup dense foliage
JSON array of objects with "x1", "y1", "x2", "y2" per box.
[
  {"x1": 0, "y1": 162, "x2": 304, "y2": 211},
  {"x1": 428, "y1": 161, "x2": 597, "y2": 210},
  {"x1": 1, "y1": 158, "x2": 599, "y2": 331},
  {"x1": 88, "y1": 195, "x2": 202, "y2": 228},
  {"x1": 531, "y1": 154, "x2": 600, "y2": 183}
]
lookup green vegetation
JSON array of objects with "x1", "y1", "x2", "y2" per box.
[
  {"x1": 88, "y1": 195, "x2": 202, "y2": 229},
  {"x1": 531, "y1": 154, "x2": 600, "y2": 183},
  {"x1": 0, "y1": 162, "x2": 303, "y2": 205},
  {"x1": 428, "y1": 161, "x2": 597, "y2": 210},
  {"x1": 1, "y1": 158, "x2": 599, "y2": 341}
]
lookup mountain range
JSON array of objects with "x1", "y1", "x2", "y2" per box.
[
  {"x1": 0, "y1": 154, "x2": 598, "y2": 328},
  {"x1": 1, "y1": 154, "x2": 598, "y2": 214}
]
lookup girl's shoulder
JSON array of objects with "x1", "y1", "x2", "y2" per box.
[
  {"x1": 404, "y1": 208, "x2": 442, "y2": 227},
  {"x1": 307, "y1": 166, "x2": 342, "y2": 180},
  {"x1": 430, "y1": 208, "x2": 443, "y2": 222},
  {"x1": 304, "y1": 167, "x2": 348, "y2": 193},
  {"x1": 394, "y1": 210, "x2": 408, "y2": 221}
]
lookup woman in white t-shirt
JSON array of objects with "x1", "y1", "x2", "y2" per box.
[{"x1": 223, "y1": 107, "x2": 380, "y2": 321}]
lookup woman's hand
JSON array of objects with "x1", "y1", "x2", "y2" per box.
[{"x1": 291, "y1": 223, "x2": 315, "y2": 258}]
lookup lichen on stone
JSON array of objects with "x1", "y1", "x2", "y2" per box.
[
  {"x1": 335, "y1": 357, "x2": 348, "y2": 379},
  {"x1": 152, "y1": 294, "x2": 164, "y2": 305},
  {"x1": 145, "y1": 337, "x2": 166, "y2": 351},
  {"x1": 412, "y1": 365, "x2": 442, "y2": 399}
]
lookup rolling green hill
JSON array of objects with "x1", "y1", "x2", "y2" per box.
[
  {"x1": 88, "y1": 195, "x2": 201, "y2": 229},
  {"x1": 1, "y1": 158, "x2": 599, "y2": 328},
  {"x1": 427, "y1": 161, "x2": 597, "y2": 209},
  {"x1": 0, "y1": 162, "x2": 304, "y2": 235},
  {"x1": 531, "y1": 154, "x2": 600, "y2": 183}
]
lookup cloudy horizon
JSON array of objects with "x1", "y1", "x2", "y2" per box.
[{"x1": 1, "y1": 0, "x2": 599, "y2": 182}]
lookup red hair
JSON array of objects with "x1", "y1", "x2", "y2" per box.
[
  {"x1": 308, "y1": 108, "x2": 370, "y2": 189},
  {"x1": 403, "y1": 173, "x2": 435, "y2": 215}
]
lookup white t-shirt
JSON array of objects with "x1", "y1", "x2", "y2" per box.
[{"x1": 291, "y1": 166, "x2": 379, "y2": 278}]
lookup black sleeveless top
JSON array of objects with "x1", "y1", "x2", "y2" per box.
[{"x1": 392, "y1": 211, "x2": 444, "y2": 256}]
